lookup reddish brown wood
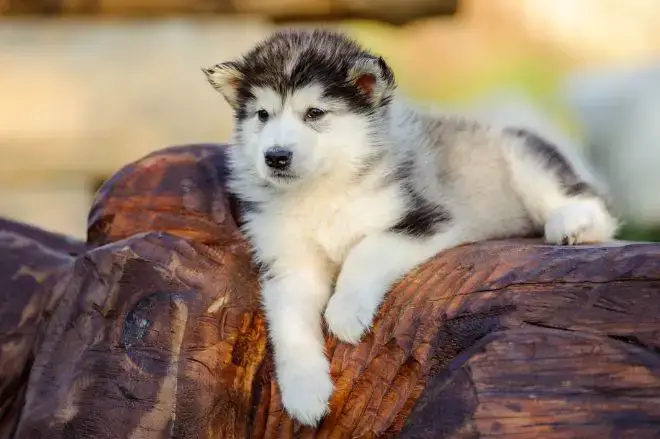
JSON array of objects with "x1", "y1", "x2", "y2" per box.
[{"x1": 1, "y1": 144, "x2": 659, "y2": 439}]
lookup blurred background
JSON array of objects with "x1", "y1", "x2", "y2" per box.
[{"x1": 0, "y1": 0, "x2": 659, "y2": 241}]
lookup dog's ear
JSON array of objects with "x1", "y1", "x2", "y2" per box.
[
  {"x1": 202, "y1": 61, "x2": 243, "y2": 109},
  {"x1": 348, "y1": 55, "x2": 396, "y2": 106}
]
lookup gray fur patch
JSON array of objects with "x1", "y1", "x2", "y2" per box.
[
  {"x1": 506, "y1": 127, "x2": 603, "y2": 199},
  {"x1": 390, "y1": 189, "x2": 452, "y2": 237},
  {"x1": 388, "y1": 158, "x2": 452, "y2": 237}
]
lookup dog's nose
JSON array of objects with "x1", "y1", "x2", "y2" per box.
[{"x1": 264, "y1": 147, "x2": 293, "y2": 170}]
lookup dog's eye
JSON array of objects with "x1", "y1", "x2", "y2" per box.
[
  {"x1": 304, "y1": 108, "x2": 326, "y2": 121},
  {"x1": 257, "y1": 109, "x2": 269, "y2": 122}
]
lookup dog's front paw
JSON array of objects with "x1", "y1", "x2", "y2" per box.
[
  {"x1": 278, "y1": 355, "x2": 334, "y2": 426},
  {"x1": 324, "y1": 285, "x2": 379, "y2": 345}
]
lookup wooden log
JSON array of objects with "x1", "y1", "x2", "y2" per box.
[
  {"x1": 2, "y1": 144, "x2": 660, "y2": 438},
  {"x1": 0, "y1": 218, "x2": 82, "y2": 439},
  {"x1": 0, "y1": 0, "x2": 458, "y2": 24}
]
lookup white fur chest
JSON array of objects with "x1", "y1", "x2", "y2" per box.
[
  {"x1": 246, "y1": 181, "x2": 404, "y2": 272},
  {"x1": 309, "y1": 184, "x2": 403, "y2": 264}
]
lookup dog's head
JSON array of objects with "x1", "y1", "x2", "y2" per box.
[{"x1": 203, "y1": 30, "x2": 396, "y2": 189}]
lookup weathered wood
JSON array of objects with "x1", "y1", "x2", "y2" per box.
[
  {"x1": 1, "y1": 144, "x2": 660, "y2": 438},
  {"x1": 0, "y1": 218, "x2": 82, "y2": 439},
  {"x1": 0, "y1": 0, "x2": 457, "y2": 24}
]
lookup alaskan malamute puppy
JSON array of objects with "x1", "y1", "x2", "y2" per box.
[{"x1": 203, "y1": 29, "x2": 617, "y2": 426}]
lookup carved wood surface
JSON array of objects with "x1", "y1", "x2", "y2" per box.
[{"x1": 1, "y1": 144, "x2": 659, "y2": 438}]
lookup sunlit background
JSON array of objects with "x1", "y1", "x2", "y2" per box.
[{"x1": 1, "y1": 0, "x2": 659, "y2": 241}]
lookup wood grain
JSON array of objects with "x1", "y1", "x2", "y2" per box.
[{"x1": 2, "y1": 144, "x2": 659, "y2": 439}]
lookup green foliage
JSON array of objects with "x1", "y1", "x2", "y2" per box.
[{"x1": 617, "y1": 224, "x2": 660, "y2": 242}]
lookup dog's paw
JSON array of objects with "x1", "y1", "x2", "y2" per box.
[
  {"x1": 324, "y1": 285, "x2": 378, "y2": 345},
  {"x1": 545, "y1": 199, "x2": 617, "y2": 245},
  {"x1": 278, "y1": 356, "x2": 334, "y2": 426}
]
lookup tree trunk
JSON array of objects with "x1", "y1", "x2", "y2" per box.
[{"x1": 2, "y1": 144, "x2": 659, "y2": 439}]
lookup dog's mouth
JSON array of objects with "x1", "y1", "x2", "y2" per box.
[
  {"x1": 266, "y1": 169, "x2": 300, "y2": 185},
  {"x1": 271, "y1": 169, "x2": 296, "y2": 178}
]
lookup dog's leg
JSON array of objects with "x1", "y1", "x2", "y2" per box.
[
  {"x1": 504, "y1": 128, "x2": 619, "y2": 245},
  {"x1": 260, "y1": 255, "x2": 334, "y2": 426},
  {"x1": 324, "y1": 228, "x2": 464, "y2": 344}
]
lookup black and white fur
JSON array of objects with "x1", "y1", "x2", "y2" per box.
[{"x1": 203, "y1": 30, "x2": 618, "y2": 426}]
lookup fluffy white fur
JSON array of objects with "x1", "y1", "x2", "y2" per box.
[{"x1": 204, "y1": 32, "x2": 618, "y2": 427}]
